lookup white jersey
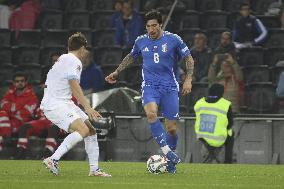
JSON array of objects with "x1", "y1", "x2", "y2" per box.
[{"x1": 40, "y1": 53, "x2": 82, "y2": 110}]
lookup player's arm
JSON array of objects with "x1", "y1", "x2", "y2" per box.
[
  {"x1": 105, "y1": 53, "x2": 135, "y2": 84},
  {"x1": 182, "y1": 55, "x2": 195, "y2": 95},
  {"x1": 69, "y1": 79, "x2": 102, "y2": 121}
]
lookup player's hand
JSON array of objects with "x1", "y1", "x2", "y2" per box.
[
  {"x1": 85, "y1": 107, "x2": 102, "y2": 121},
  {"x1": 182, "y1": 79, "x2": 192, "y2": 96},
  {"x1": 105, "y1": 71, "x2": 119, "y2": 84}
]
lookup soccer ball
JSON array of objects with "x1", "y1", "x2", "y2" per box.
[{"x1": 146, "y1": 155, "x2": 167, "y2": 174}]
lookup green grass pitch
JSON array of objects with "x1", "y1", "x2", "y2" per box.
[{"x1": 0, "y1": 160, "x2": 284, "y2": 189}]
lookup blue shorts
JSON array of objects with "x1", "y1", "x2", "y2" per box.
[{"x1": 142, "y1": 85, "x2": 179, "y2": 120}]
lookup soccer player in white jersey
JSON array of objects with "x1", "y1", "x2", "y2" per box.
[{"x1": 41, "y1": 33, "x2": 111, "y2": 177}]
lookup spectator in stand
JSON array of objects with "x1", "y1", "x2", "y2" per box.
[
  {"x1": 112, "y1": 0, "x2": 143, "y2": 48},
  {"x1": 190, "y1": 33, "x2": 213, "y2": 82},
  {"x1": 9, "y1": 0, "x2": 41, "y2": 37},
  {"x1": 111, "y1": 0, "x2": 123, "y2": 26},
  {"x1": 14, "y1": 106, "x2": 55, "y2": 159},
  {"x1": 208, "y1": 53, "x2": 244, "y2": 113},
  {"x1": 214, "y1": 31, "x2": 236, "y2": 59},
  {"x1": 0, "y1": 72, "x2": 38, "y2": 152},
  {"x1": 233, "y1": 2, "x2": 267, "y2": 49},
  {"x1": 80, "y1": 51, "x2": 105, "y2": 95},
  {"x1": 0, "y1": 0, "x2": 11, "y2": 29}
]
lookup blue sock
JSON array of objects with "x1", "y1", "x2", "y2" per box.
[
  {"x1": 150, "y1": 119, "x2": 167, "y2": 148},
  {"x1": 166, "y1": 133, "x2": 178, "y2": 151}
]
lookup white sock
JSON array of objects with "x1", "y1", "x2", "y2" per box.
[
  {"x1": 51, "y1": 131, "x2": 83, "y2": 160},
  {"x1": 84, "y1": 134, "x2": 99, "y2": 172},
  {"x1": 161, "y1": 145, "x2": 171, "y2": 155}
]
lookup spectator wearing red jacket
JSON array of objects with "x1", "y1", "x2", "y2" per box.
[
  {"x1": 9, "y1": 0, "x2": 41, "y2": 37},
  {"x1": 0, "y1": 72, "x2": 38, "y2": 151}
]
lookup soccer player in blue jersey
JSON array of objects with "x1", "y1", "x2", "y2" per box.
[{"x1": 105, "y1": 10, "x2": 194, "y2": 173}]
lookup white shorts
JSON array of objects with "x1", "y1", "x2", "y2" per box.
[{"x1": 43, "y1": 103, "x2": 88, "y2": 133}]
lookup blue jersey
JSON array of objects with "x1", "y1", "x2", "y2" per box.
[{"x1": 131, "y1": 31, "x2": 191, "y2": 90}]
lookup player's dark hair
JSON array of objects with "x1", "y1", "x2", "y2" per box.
[
  {"x1": 123, "y1": 0, "x2": 133, "y2": 8},
  {"x1": 68, "y1": 32, "x2": 87, "y2": 51},
  {"x1": 239, "y1": 2, "x2": 250, "y2": 10},
  {"x1": 208, "y1": 83, "x2": 224, "y2": 98},
  {"x1": 13, "y1": 71, "x2": 27, "y2": 81},
  {"x1": 144, "y1": 10, "x2": 163, "y2": 25}
]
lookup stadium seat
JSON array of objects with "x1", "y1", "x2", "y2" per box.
[
  {"x1": 242, "y1": 65, "x2": 270, "y2": 84},
  {"x1": 264, "y1": 47, "x2": 284, "y2": 66},
  {"x1": 89, "y1": 0, "x2": 114, "y2": 11},
  {"x1": 0, "y1": 29, "x2": 11, "y2": 47},
  {"x1": 93, "y1": 46, "x2": 123, "y2": 65},
  {"x1": 69, "y1": 29, "x2": 92, "y2": 47},
  {"x1": 182, "y1": 0, "x2": 197, "y2": 10},
  {"x1": 178, "y1": 28, "x2": 203, "y2": 48},
  {"x1": 64, "y1": 11, "x2": 90, "y2": 29},
  {"x1": 16, "y1": 64, "x2": 42, "y2": 82},
  {"x1": 40, "y1": 47, "x2": 67, "y2": 66},
  {"x1": 40, "y1": 10, "x2": 63, "y2": 30},
  {"x1": 197, "y1": 0, "x2": 223, "y2": 11},
  {"x1": 91, "y1": 11, "x2": 114, "y2": 29},
  {"x1": 200, "y1": 11, "x2": 228, "y2": 30},
  {"x1": 63, "y1": 0, "x2": 88, "y2": 11},
  {"x1": 238, "y1": 47, "x2": 264, "y2": 66},
  {"x1": 187, "y1": 82, "x2": 209, "y2": 112},
  {"x1": 0, "y1": 47, "x2": 12, "y2": 64},
  {"x1": 42, "y1": 29, "x2": 68, "y2": 47},
  {"x1": 271, "y1": 65, "x2": 284, "y2": 84},
  {"x1": 0, "y1": 64, "x2": 16, "y2": 82},
  {"x1": 92, "y1": 29, "x2": 116, "y2": 47},
  {"x1": 173, "y1": 10, "x2": 200, "y2": 31},
  {"x1": 244, "y1": 82, "x2": 276, "y2": 113},
  {"x1": 207, "y1": 28, "x2": 229, "y2": 49},
  {"x1": 264, "y1": 29, "x2": 284, "y2": 48},
  {"x1": 251, "y1": 0, "x2": 279, "y2": 15},
  {"x1": 12, "y1": 47, "x2": 40, "y2": 65},
  {"x1": 14, "y1": 30, "x2": 41, "y2": 47},
  {"x1": 257, "y1": 15, "x2": 280, "y2": 29},
  {"x1": 227, "y1": 12, "x2": 240, "y2": 30},
  {"x1": 223, "y1": 0, "x2": 243, "y2": 12}
]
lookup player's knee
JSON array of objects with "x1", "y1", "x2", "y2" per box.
[
  {"x1": 77, "y1": 125, "x2": 90, "y2": 138},
  {"x1": 166, "y1": 121, "x2": 177, "y2": 135},
  {"x1": 146, "y1": 112, "x2": 158, "y2": 123},
  {"x1": 167, "y1": 127, "x2": 177, "y2": 135}
]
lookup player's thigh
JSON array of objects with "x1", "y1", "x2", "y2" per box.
[
  {"x1": 69, "y1": 118, "x2": 90, "y2": 137},
  {"x1": 160, "y1": 90, "x2": 179, "y2": 120},
  {"x1": 165, "y1": 119, "x2": 177, "y2": 133},
  {"x1": 142, "y1": 86, "x2": 161, "y2": 107}
]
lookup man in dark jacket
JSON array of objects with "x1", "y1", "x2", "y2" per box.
[
  {"x1": 190, "y1": 33, "x2": 212, "y2": 82},
  {"x1": 112, "y1": 0, "x2": 143, "y2": 48},
  {"x1": 214, "y1": 31, "x2": 236, "y2": 59},
  {"x1": 233, "y1": 2, "x2": 267, "y2": 49}
]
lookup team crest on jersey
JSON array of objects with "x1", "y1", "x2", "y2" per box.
[
  {"x1": 143, "y1": 47, "x2": 149, "y2": 52},
  {"x1": 162, "y1": 43, "x2": 167, "y2": 52},
  {"x1": 77, "y1": 65, "x2": 81, "y2": 71}
]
